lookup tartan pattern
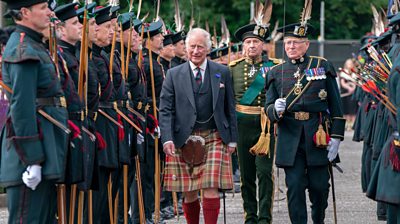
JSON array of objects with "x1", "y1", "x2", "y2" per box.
[{"x1": 163, "y1": 130, "x2": 233, "y2": 192}]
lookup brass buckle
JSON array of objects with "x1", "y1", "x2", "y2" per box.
[
  {"x1": 294, "y1": 112, "x2": 309, "y2": 121},
  {"x1": 60, "y1": 97, "x2": 67, "y2": 108}
]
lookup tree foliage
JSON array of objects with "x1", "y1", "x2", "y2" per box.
[{"x1": 56, "y1": 0, "x2": 388, "y2": 40}]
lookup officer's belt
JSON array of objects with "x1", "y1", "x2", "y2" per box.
[
  {"x1": 98, "y1": 101, "x2": 115, "y2": 109},
  {"x1": 236, "y1": 105, "x2": 262, "y2": 115},
  {"x1": 36, "y1": 97, "x2": 66, "y2": 108},
  {"x1": 286, "y1": 111, "x2": 319, "y2": 121},
  {"x1": 117, "y1": 100, "x2": 132, "y2": 108},
  {"x1": 88, "y1": 111, "x2": 97, "y2": 120},
  {"x1": 69, "y1": 111, "x2": 84, "y2": 121}
]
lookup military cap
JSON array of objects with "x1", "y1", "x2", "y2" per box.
[
  {"x1": 76, "y1": 2, "x2": 97, "y2": 24},
  {"x1": 371, "y1": 29, "x2": 393, "y2": 46},
  {"x1": 163, "y1": 33, "x2": 174, "y2": 46},
  {"x1": 359, "y1": 37, "x2": 377, "y2": 51},
  {"x1": 234, "y1": 23, "x2": 270, "y2": 42},
  {"x1": 171, "y1": 30, "x2": 186, "y2": 44},
  {"x1": 55, "y1": 2, "x2": 78, "y2": 22},
  {"x1": 110, "y1": 5, "x2": 120, "y2": 19},
  {"x1": 209, "y1": 46, "x2": 229, "y2": 60},
  {"x1": 1, "y1": 0, "x2": 47, "y2": 10},
  {"x1": 118, "y1": 12, "x2": 142, "y2": 32},
  {"x1": 139, "y1": 20, "x2": 163, "y2": 38},
  {"x1": 94, "y1": 6, "x2": 112, "y2": 25},
  {"x1": 277, "y1": 23, "x2": 315, "y2": 38}
]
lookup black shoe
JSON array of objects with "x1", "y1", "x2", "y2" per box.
[
  {"x1": 145, "y1": 218, "x2": 154, "y2": 224},
  {"x1": 160, "y1": 207, "x2": 175, "y2": 220}
]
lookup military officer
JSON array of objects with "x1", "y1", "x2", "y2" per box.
[
  {"x1": 54, "y1": 1, "x2": 88, "y2": 189},
  {"x1": 265, "y1": 19, "x2": 345, "y2": 224},
  {"x1": 0, "y1": 0, "x2": 69, "y2": 223},
  {"x1": 140, "y1": 20, "x2": 165, "y2": 223},
  {"x1": 90, "y1": 5, "x2": 120, "y2": 223},
  {"x1": 230, "y1": 21, "x2": 279, "y2": 224}
]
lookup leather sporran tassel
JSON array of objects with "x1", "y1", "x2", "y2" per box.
[{"x1": 250, "y1": 108, "x2": 271, "y2": 156}]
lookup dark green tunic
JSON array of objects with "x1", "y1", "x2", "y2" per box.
[{"x1": 230, "y1": 56, "x2": 279, "y2": 224}]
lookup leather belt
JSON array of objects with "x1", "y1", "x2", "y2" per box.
[
  {"x1": 88, "y1": 111, "x2": 97, "y2": 120},
  {"x1": 235, "y1": 105, "x2": 263, "y2": 115},
  {"x1": 69, "y1": 111, "x2": 84, "y2": 121},
  {"x1": 287, "y1": 111, "x2": 319, "y2": 121},
  {"x1": 98, "y1": 101, "x2": 114, "y2": 109},
  {"x1": 36, "y1": 97, "x2": 66, "y2": 108}
]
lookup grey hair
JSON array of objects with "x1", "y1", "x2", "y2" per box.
[{"x1": 185, "y1": 28, "x2": 212, "y2": 50}]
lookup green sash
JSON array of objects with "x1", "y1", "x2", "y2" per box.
[{"x1": 239, "y1": 61, "x2": 274, "y2": 105}]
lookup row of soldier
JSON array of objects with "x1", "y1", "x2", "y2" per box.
[
  {"x1": 350, "y1": 3, "x2": 400, "y2": 223},
  {"x1": 0, "y1": 0, "x2": 357, "y2": 223}
]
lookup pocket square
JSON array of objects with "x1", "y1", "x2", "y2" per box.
[{"x1": 219, "y1": 83, "x2": 225, "y2": 88}]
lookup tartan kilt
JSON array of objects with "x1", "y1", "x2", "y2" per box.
[{"x1": 163, "y1": 129, "x2": 233, "y2": 192}]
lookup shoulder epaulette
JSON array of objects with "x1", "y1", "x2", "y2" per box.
[
  {"x1": 309, "y1": 55, "x2": 327, "y2": 61},
  {"x1": 269, "y1": 57, "x2": 284, "y2": 64},
  {"x1": 228, "y1": 57, "x2": 245, "y2": 67},
  {"x1": 269, "y1": 60, "x2": 285, "y2": 70}
]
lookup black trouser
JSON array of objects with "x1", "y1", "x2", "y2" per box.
[{"x1": 284, "y1": 141, "x2": 330, "y2": 224}]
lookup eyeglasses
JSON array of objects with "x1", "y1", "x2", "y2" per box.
[{"x1": 284, "y1": 40, "x2": 307, "y2": 46}]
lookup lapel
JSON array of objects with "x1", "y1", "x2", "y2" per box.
[
  {"x1": 182, "y1": 62, "x2": 196, "y2": 109},
  {"x1": 208, "y1": 60, "x2": 221, "y2": 110}
]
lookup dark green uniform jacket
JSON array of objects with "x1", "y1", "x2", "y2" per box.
[
  {"x1": 0, "y1": 25, "x2": 68, "y2": 186},
  {"x1": 265, "y1": 55, "x2": 345, "y2": 167}
]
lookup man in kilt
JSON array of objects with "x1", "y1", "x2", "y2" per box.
[{"x1": 159, "y1": 28, "x2": 238, "y2": 224}]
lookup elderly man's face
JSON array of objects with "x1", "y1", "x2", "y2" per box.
[
  {"x1": 187, "y1": 35, "x2": 208, "y2": 66},
  {"x1": 284, "y1": 37, "x2": 309, "y2": 59},
  {"x1": 243, "y1": 37, "x2": 263, "y2": 58}
]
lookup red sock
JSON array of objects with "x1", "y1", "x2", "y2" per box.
[
  {"x1": 183, "y1": 199, "x2": 200, "y2": 224},
  {"x1": 202, "y1": 197, "x2": 220, "y2": 224}
]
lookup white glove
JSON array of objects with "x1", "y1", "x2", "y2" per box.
[
  {"x1": 274, "y1": 98, "x2": 286, "y2": 114},
  {"x1": 393, "y1": 131, "x2": 399, "y2": 138},
  {"x1": 137, "y1": 133, "x2": 144, "y2": 145},
  {"x1": 155, "y1": 126, "x2": 161, "y2": 137},
  {"x1": 22, "y1": 165, "x2": 42, "y2": 190},
  {"x1": 327, "y1": 138, "x2": 341, "y2": 162}
]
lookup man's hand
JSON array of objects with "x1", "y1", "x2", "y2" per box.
[
  {"x1": 327, "y1": 138, "x2": 341, "y2": 162},
  {"x1": 274, "y1": 98, "x2": 286, "y2": 114},
  {"x1": 22, "y1": 165, "x2": 42, "y2": 190},
  {"x1": 163, "y1": 142, "x2": 176, "y2": 156}
]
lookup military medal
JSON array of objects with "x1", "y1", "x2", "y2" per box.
[
  {"x1": 305, "y1": 67, "x2": 326, "y2": 80},
  {"x1": 293, "y1": 67, "x2": 301, "y2": 79},
  {"x1": 318, "y1": 89, "x2": 328, "y2": 100},
  {"x1": 249, "y1": 65, "x2": 257, "y2": 77},
  {"x1": 294, "y1": 81, "x2": 303, "y2": 95}
]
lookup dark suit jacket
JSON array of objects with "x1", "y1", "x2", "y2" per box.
[{"x1": 159, "y1": 60, "x2": 238, "y2": 148}]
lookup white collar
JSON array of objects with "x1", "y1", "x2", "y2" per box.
[{"x1": 189, "y1": 59, "x2": 208, "y2": 72}]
